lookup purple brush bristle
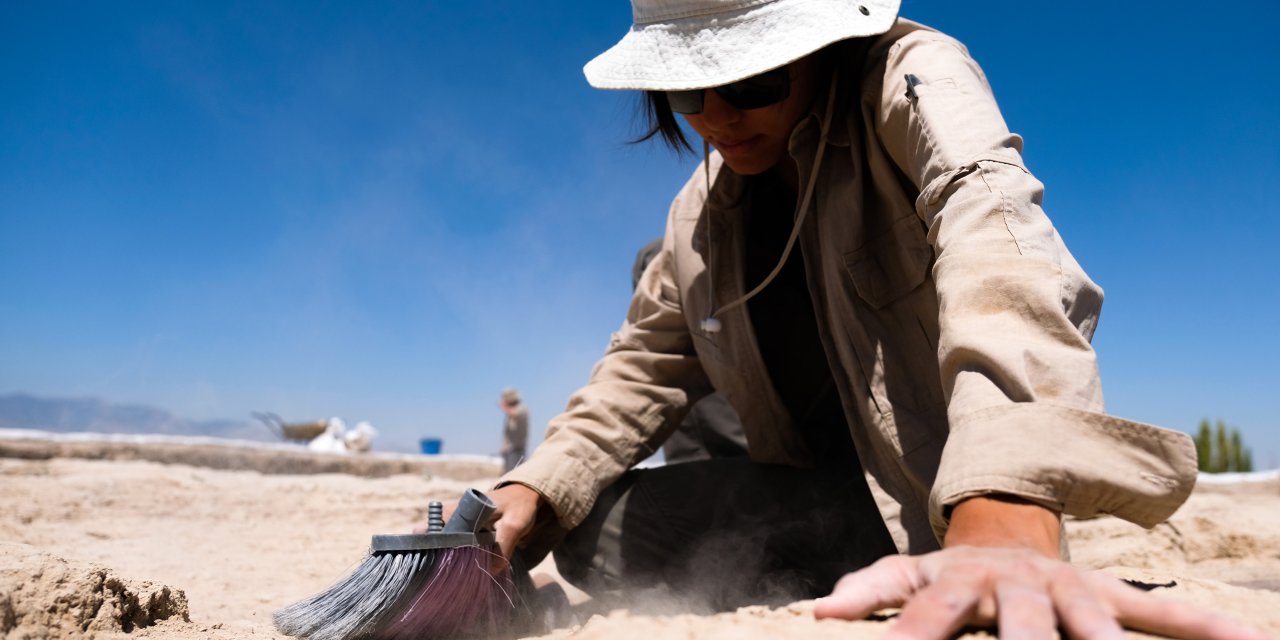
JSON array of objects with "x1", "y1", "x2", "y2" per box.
[{"x1": 381, "y1": 544, "x2": 515, "y2": 639}]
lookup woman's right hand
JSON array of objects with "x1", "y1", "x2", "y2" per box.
[
  {"x1": 426, "y1": 483, "x2": 544, "y2": 562},
  {"x1": 483, "y1": 483, "x2": 543, "y2": 561}
]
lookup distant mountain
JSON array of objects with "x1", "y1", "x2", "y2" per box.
[{"x1": 0, "y1": 393, "x2": 274, "y2": 442}]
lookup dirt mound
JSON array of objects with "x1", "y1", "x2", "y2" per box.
[{"x1": 0, "y1": 543, "x2": 188, "y2": 639}]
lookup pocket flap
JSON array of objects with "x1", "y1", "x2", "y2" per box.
[{"x1": 843, "y1": 215, "x2": 933, "y2": 309}]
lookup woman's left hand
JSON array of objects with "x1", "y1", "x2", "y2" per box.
[
  {"x1": 813, "y1": 495, "x2": 1267, "y2": 639},
  {"x1": 813, "y1": 546, "x2": 1264, "y2": 639}
]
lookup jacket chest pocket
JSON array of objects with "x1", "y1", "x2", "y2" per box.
[
  {"x1": 841, "y1": 214, "x2": 947, "y2": 453},
  {"x1": 842, "y1": 214, "x2": 932, "y2": 309}
]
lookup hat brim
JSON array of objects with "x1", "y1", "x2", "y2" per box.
[{"x1": 584, "y1": 0, "x2": 900, "y2": 91}]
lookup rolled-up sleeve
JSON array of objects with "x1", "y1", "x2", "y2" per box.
[
  {"x1": 499, "y1": 223, "x2": 711, "y2": 529},
  {"x1": 874, "y1": 31, "x2": 1196, "y2": 538}
]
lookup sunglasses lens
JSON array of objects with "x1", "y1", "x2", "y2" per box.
[
  {"x1": 665, "y1": 67, "x2": 791, "y2": 115},
  {"x1": 666, "y1": 90, "x2": 704, "y2": 114},
  {"x1": 717, "y1": 66, "x2": 790, "y2": 110}
]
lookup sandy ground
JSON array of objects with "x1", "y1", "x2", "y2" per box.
[{"x1": 1, "y1": 431, "x2": 1278, "y2": 639}]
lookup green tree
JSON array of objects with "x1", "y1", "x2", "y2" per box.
[
  {"x1": 1215, "y1": 419, "x2": 1230, "y2": 473},
  {"x1": 1193, "y1": 417, "x2": 1255, "y2": 473},
  {"x1": 1230, "y1": 430, "x2": 1254, "y2": 473}
]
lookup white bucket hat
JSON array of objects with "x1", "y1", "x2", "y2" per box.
[{"x1": 584, "y1": 0, "x2": 901, "y2": 91}]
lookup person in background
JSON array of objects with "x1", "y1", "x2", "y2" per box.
[
  {"x1": 498, "y1": 388, "x2": 528, "y2": 473},
  {"x1": 633, "y1": 237, "x2": 748, "y2": 464}
]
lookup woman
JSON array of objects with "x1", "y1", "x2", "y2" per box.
[{"x1": 459, "y1": 1, "x2": 1260, "y2": 637}]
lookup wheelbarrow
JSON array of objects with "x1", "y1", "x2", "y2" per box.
[{"x1": 252, "y1": 411, "x2": 329, "y2": 443}]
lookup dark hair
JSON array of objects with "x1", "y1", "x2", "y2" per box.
[
  {"x1": 630, "y1": 39, "x2": 866, "y2": 155},
  {"x1": 632, "y1": 91, "x2": 694, "y2": 154}
]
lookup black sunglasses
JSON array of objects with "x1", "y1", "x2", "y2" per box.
[{"x1": 665, "y1": 66, "x2": 791, "y2": 115}]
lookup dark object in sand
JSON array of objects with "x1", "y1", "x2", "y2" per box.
[{"x1": 273, "y1": 489, "x2": 516, "y2": 640}]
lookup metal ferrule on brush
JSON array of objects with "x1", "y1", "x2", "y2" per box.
[{"x1": 370, "y1": 488, "x2": 496, "y2": 552}]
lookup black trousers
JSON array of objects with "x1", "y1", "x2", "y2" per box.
[{"x1": 534, "y1": 458, "x2": 898, "y2": 612}]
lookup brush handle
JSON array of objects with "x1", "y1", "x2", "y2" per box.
[{"x1": 443, "y1": 488, "x2": 496, "y2": 534}]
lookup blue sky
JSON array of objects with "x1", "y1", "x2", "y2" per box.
[{"x1": 2, "y1": 1, "x2": 1277, "y2": 465}]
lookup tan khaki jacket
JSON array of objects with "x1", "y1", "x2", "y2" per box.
[{"x1": 504, "y1": 19, "x2": 1197, "y2": 553}]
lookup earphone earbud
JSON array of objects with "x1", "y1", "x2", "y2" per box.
[{"x1": 700, "y1": 317, "x2": 722, "y2": 333}]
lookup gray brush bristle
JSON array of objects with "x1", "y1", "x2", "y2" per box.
[{"x1": 273, "y1": 549, "x2": 439, "y2": 640}]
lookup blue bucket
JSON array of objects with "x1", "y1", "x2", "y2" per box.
[{"x1": 419, "y1": 438, "x2": 442, "y2": 455}]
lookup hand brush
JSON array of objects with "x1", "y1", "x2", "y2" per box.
[{"x1": 274, "y1": 488, "x2": 517, "y2": 640}]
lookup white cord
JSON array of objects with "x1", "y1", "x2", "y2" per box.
[
  {"x1": 702, "y1": 138, "x2": 720, "y2": 333},
  {"x1": 702, "y1": 68, "x2": 841, "y2": 334}
]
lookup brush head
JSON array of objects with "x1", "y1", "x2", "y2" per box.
[
  {"x1": 274, "y1": 542, "x2": 516, "y2": 640},
  {"x1": 274, "y1": 490, "x2": 517, "y2": 640}
]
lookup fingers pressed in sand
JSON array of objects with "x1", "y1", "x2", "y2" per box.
[
  {"x1": 813, "y1": 555, "x2": 920, "y2": 620},
  {"x1": 994, "y1": 576, "x2": 1056, "y2": 640},
  {"x1": 882, "y1": 572, "x2": 983, "y2": 640},
  {"x1": 1048, "y1": 568, "x2": 1126, "y2": 640}
]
